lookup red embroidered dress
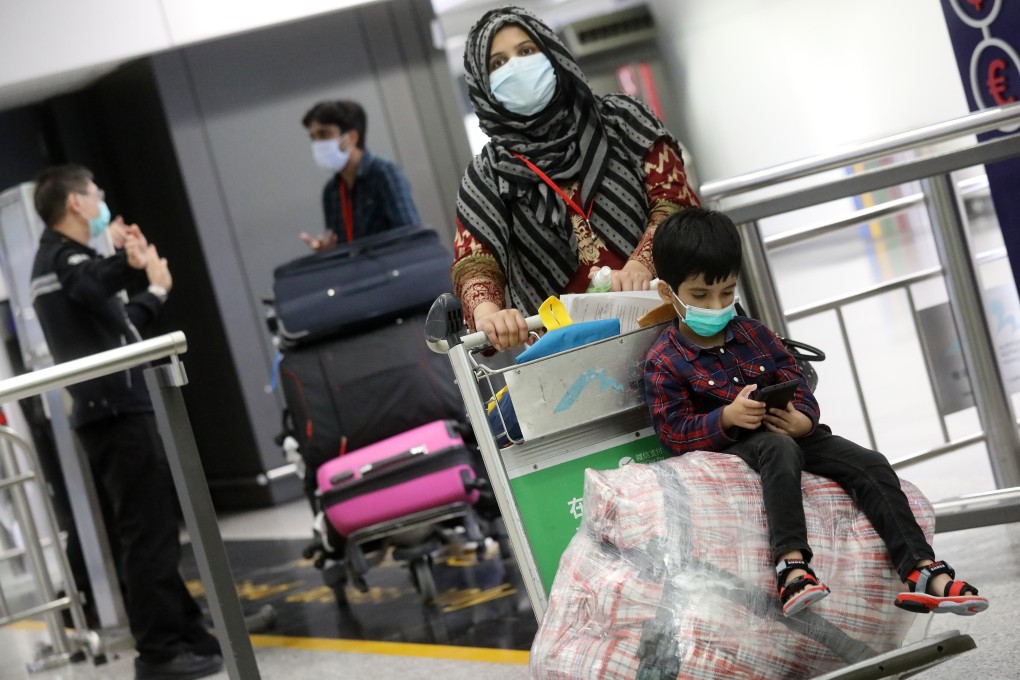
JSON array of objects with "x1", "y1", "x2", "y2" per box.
[{"x1": 452, "y1": 137, "x2": 700, "y2": 329}]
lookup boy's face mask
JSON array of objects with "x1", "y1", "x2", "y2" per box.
[{"x1": 669, "y1": 288, "x2": 737, "y2": 337}]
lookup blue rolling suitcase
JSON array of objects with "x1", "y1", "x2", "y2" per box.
[{"x1": 272, "y1": 226, "x2": 453, "y2": 348}]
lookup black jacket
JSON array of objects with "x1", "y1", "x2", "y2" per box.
[{"x1": 30, "y1": 229, "x2": 163, "y2": 427}]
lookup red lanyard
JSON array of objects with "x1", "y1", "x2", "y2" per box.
[
  {"x1": 512, "y1": 153, "x2": 595, "y2": 224},
  {"x1": 338, "y1": 179, "x2": 354, "y2": 243}
]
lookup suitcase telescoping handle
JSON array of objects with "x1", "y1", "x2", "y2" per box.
[
  {"x1": 358, "y1": 445, "x2": 429, "y2": 476},
  {"x1": 328, "y1": 469, "x2": 355, "y2": 486},
  {"x1": 327, "y1": 445, "x2": 430, "y2": 486}
]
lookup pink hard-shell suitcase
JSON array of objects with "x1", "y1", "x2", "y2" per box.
[{"x1": 316, "y1": 420, "x2": 481, "y2": 537}]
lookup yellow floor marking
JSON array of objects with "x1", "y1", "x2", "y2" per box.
[
  {"x1": 8, "y1": 620, "x2": 530, "y2": 666},
  {"x1": 249, "y1": 634, "x2": 529, "y2": 665}
]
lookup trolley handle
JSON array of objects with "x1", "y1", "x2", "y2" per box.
[{"x1": 427, "y1": 314, "x2": 545, "y2": 354}]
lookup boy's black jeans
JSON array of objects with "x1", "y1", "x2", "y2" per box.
[{"x1": 724, "y1": 429, "x2": 935, "y2": 582}]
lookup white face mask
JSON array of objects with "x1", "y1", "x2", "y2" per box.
[
  {"x1": 311, "y1": 135, "x2": 350, "y2": 173},
  {"x1": 489, "y1": 53, "x2": 557, "y2": 116}
]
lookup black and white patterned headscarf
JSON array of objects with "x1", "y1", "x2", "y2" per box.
[{"x1": 457, "y1": 5, "x2": 675, "y2": 314}]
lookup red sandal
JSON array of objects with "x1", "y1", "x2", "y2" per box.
[
  {"x1": 895, "y1": 560, "x2": 988, "y2": 616},
  {"x1": 777, "y1": 559, "x2": 830, "y2": 617}
]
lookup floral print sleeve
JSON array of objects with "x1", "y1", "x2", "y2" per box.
[
  {"x1": 451, "y1": 218, "x2": 507, "y2": 331},
  {"x1": 628, "y1": 137, "x2": 702, "y2": 275}
]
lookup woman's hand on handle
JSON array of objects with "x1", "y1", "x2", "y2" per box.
[
  {"x1": 474, "y1": 302, "x2": 530, "y2": 351},
  {"x1": 589, "y1": 261, "x2": 653, "y2": 292}
]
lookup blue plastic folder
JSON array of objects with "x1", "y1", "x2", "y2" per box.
[
  {"x1": 514, "y1": 318, "x2": 621, "y2": 364},
  {"x1": 486, "y1": 387, "x2": 522, "y2": 447}
]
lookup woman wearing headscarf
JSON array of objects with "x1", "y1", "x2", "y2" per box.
[{"x1": 452, "y1": 6, "x2": 700, "y2": 350}]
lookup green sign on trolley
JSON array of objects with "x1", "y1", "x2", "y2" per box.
[{"x1": 508, "y1": 432, "x2": 668, "y2": 592}]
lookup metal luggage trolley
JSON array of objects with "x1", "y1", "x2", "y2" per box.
[
  {"x1": 0, "y1": 420, "x2": 106, "y2": 672},
  {"x1": 425, "y1": 294, "x2": 977, "y2": 679}
]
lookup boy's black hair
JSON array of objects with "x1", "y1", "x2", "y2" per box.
[
  {"x1": 652, "y1": 207, "x2": 743, "y2": 289},
  {"x1": 34, "y1": 164, "x2": 93, "y2": 229},
  {"x1": 301, "y1": 100, "x2": 367, "y2": 149}
]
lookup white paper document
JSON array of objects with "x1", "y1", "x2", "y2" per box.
[{"x1": 559, "y1": 291, "x2": 663, "y2": 333}]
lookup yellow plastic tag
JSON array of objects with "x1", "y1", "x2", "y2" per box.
[
  {"x1": 538, "y1": 296, "x2": 573, "y2": 330},
  {"x1": 486, "y1": 386, "x2": 510, "y2": 414}
]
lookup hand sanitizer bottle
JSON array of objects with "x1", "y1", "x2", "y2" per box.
[{"x1": 586, "y1": 266, "x2": 613, "y2": 293}]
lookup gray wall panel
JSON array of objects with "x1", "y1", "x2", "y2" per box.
[
  {"x1": 150, "y1": 51, "x2": 287, "y2": 493},
  {"x1": 390, "y1": 0, "x2": 473, "y2": 240},
  {"x1": 359, "y1": 1, "x2": 438, "y2": 232}
]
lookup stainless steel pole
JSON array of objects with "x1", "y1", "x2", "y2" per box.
[
  {"x1": 0, "y1": 333, "x2": 189, "y2": 403},
  {"x1": 445, "y1": 344, "x2": 549, "y2": 621},
  {"x1": 143, "y1": 361, "x2": 261, "y2": 680},
  {"x1": 736, "y1": 220, "x2": 790, "y2": 336},
  {"x1": 922, "y1": 174, "x2": 1020, "y2": 487},
  {"x1": 0, "y1": 427, "x2": 99, "y2": 639},
  {"x1": 0, "y1": 437, "x2": 70, "y2": 654}
]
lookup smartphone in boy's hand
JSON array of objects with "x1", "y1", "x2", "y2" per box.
[{"x1": 752, "y1": 379, "x2": 799, "y2": 411}]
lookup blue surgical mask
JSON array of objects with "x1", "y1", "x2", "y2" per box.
[
  {"x1": 490, "y1": 53, "x2": 557, "y2": 116},
  {"x1": 311, "y1": 136, "x2": 350, "y2": 173},
  {"x1": 89, "y1": 201, "x2": 111, "y2": 238},
  {"x1": 671, "y1": 290, "x2": 737, "y2": 337}
]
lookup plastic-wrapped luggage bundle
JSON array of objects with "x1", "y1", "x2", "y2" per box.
[{"x1": 531, "y1": 451, "x2": 934, "y2": 679}]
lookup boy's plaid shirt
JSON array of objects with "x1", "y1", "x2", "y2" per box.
[{"x1": 644, "y1": 316, "x2": 823, "y2": 455}]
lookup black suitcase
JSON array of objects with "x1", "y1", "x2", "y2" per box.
[
  {"x1": 277, "y1": 312, "x2": 465, "y2": 497},
  {"x1": 272, "y1": 226, "x2": 453, "y2": 348}
]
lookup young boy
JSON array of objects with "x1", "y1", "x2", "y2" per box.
[{"x1": 644, "y1": 206, "x2": 989, "y2": 617}]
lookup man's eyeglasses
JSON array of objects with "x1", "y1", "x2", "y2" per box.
[{"x1": 76, "y1": 189, "x2": 105, "y2": 201}]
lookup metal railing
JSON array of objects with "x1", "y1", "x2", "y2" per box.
[
  {"x1": 701, "y1": 101, "x2": 1020, "y2": 200},
  {"x1": 769, "y1": 188, "x2": 1020, "y2": 533},
  {"x1": 0, "y1": 333, "x2": 260, "y2": 679},
  {"x1": 747, "y1": 170, "x2": 1006, "y2": 472},
  {"x1": 761, "y1": 174, "x2": 989, "y2": 251},
  {"x1": 700, "y1": 102, "x2": 1020, "y2": 529},
  {"x1": 0, "y1": 425, "x2": 105, "y2": 670}
]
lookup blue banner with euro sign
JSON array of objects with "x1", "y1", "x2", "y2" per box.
[{"x1": 939, "y1": 0, "x2": 1020, "y2": 283}]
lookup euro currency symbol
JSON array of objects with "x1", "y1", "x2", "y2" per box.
[{"x1": 987, "y1": 59, "x2": 1017, "y2": 106}]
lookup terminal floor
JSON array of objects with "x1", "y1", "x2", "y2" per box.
[
  {"x1": 178, "y1": 537, "x2": 538, "y2": 648},
  {"x1": 0, "y1": 498, "x2": 538, "y2": 679}
]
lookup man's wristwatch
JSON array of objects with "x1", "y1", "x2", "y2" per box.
[{"x1": 148, "y1": 284, "x2": 169, "y2": 303}]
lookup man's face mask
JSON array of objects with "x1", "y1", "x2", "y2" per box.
[
  {"x1": 489, "y1": 53, "x2": 557, "y2": 116},
  {"x1": 311, "y1": 134, "x2": 351, "y2": 173},
  {"x1": 89, "y1": 200, "x2": 111, "y2": 238}
]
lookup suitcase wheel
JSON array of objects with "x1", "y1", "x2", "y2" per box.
[{"x1": 409, "y1": 555, "x2": 437, "y2": 604}]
